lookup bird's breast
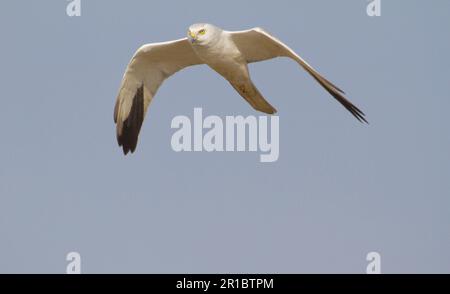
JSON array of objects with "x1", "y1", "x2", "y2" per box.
[{"x1": 193, "y1": 42, "x2": 245, "y2": 80}]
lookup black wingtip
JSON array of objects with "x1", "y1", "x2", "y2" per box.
[
  {"x1": 122, "y1": 146, "x2": 130, "y2": 156},
  {"x1": 312, "y1": 76, "x2": 369, "y2": 125},
  {"x1": 347, "y1": 104, "x2": 369, "y2": 124},
  {"x1": 115, "y1": 85, "x2": 145, "y2": 155}
]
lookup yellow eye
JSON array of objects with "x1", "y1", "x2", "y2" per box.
[{"x1": 198, "y1": 29, "x2": 206, "y2": 35}]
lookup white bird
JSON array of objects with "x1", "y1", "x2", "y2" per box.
[{"x1": 114, "y1": 23, "x2": 367, "y2": 154}]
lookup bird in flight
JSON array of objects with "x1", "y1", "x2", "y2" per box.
[{"x1": 114, "y1": 23, "x2": 367, "y2": 154}]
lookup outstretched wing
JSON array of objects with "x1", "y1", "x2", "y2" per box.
[
  {"x1": 114, "y1": 38, "x2": 203, "y2": 154},
  {"x1": 229, "y1": 28, "x2": 367, "y2": 123}
]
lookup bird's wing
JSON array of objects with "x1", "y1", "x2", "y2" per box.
[
  {"x1": 114, "y1": 38, "x2": 203, "y2": 154},
  {"x1": 229, "y1": 28, "x2": 367, "y2": 123}
]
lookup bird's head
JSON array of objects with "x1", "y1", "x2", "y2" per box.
[{"x1": 187, "y1": 23, "x2": 220, "y2": 45}]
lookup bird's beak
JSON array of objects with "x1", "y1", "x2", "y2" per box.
[{"x1": 188, "y1": 31, "x2": 197, "y2": 43}]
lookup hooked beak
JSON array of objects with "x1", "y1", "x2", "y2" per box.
[{"x1": 188, "y1": 31, "x2": 197, "y2": 43}]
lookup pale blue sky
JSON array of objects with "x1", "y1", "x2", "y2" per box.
[{"x1": 0, "y1": 0, "x2": 449, "y2": 273}]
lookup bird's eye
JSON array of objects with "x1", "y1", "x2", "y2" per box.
[{"x1": 198, "y1": 29, "x2": 206, "y2": 35}]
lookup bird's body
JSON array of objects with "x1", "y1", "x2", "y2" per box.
[
  {"x1": 114, "y1": 23, "x2": 367, "y2": 154},
  {"x1": 190, "y1": 25, "x2": 245, "y2": 82}
]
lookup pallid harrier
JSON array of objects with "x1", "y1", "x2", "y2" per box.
[{"x1": 114, "y1": 23, "x2": 367, "y2": 154}]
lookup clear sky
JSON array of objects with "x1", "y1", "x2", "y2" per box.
[{"x1": 0, "y1": 0, "x2": 449, "y2": 273}]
